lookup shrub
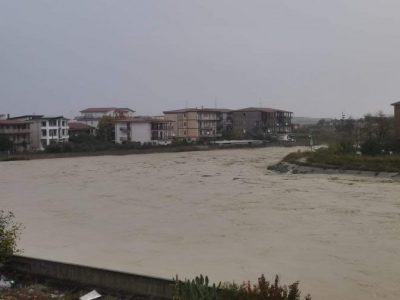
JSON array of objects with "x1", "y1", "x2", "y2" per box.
[
  {"x1": 360, "y1": 138, "x2": 382, "y2": 156},
  {"x1": 0, "y1": 211, "x2": 22, "y2": 265},
  {"x1": 174, "y1": 274, "x2": 311, "y2": 300}
]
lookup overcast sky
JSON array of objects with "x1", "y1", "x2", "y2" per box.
[{"x1": 1, "y1": 1, "x2": 399, "y2": 118}]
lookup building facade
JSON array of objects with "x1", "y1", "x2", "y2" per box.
[
  {"x1": 232, "y1": 107, "x2": 293, "y2": 139},
  {"x1": 0, "y1": 119, "x2": 32, "y2": 152},
  {"x1": 114, "y1": 117, "x2": 174, "y2": 144},
  {"x1": 163, "y1": 108, "x2": 232, "y2": 141},
  {"x1": 76, "y1": 107, "x2": 135, "y2": 128},
  {"x1": 392, "y1": 101, "x2": 400, "y2": 139},
  {"x1": 2, "y1": 115, "x2": 69, "y2": 151},
  {"x1": 68, "y1": 122, "x2": 96, "y2": 138}
]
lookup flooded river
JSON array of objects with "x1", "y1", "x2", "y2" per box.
[{"x1": 1, "y1": 147, "x2": 399, "y2": 299}]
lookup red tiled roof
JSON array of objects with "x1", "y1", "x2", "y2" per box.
[
  {"x1": 163, "y1": 108, "x2": 232, "y2": 114},
  {"x1": 115, "y1": 116, "x2": 174, "y2": 124},
  {"x1": 80, "y1": 107, "x2": 135, "y2": 113},
  {"x1": 68, "y1": 122, "x2": 93, "y2": 130},
  {"x1": 0, "y1": 119, "x2": 31, "y2": 125},
  {"x1": 233, "y1": 107, "x2": 292, "y2": 113}
]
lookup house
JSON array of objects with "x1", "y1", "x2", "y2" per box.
[
  {"x1": 114, "y1": 116, "x2": 174, "y2": 144},
  {"x1": 68, "y1": 122, "x2": 96, "y2": 138},
  {"x1": 163, "y1": 108, "x2": 232, "y2": 141},
  {"x1": 3, "y1": 115, "x2": 69, "y2": 151},
  {"x1": 76, "y1": 107, "x2": 135, "y2": 128},
  {"x1": 232, "y1": 107, "x2": 293, "y2": 139}
]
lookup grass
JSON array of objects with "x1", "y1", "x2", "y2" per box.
[{"x1": 283, "y1": 148, "x2": 400, "y2": 173}]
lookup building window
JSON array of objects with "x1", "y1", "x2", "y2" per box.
[
  {"x1": 49, "y1": 120, "x2": 57, "y2": 126},
  {"x1": 42, "y1": 121, "x2": 47, "y2": 127},
  {"x1": 41, "y1": 130, "x2": 47, "y2": 137}
]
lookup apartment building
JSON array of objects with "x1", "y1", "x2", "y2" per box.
[
  {"x1": 76, "y1": 107, "x2": 135, "y2": 128},
  {"x1": 232, "y1": 107, "x2": 293, "y2": 138},
  {"x1": 0, "y1": 119, "x2": 32, "y2": 152},
  {"x1": 7, "y1": 115, "x2": 69, "y2": 151},
  {"x1": 114, "y1": 117, "x2": 174, "y2": 144},
  {"x1": 163, "y1": 108, "x2": 232, "y2": 141}
]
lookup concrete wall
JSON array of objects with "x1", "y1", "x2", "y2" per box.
[
  {"x1": 115, "y1": 122, "x2": 129, "y2": 144},
  {"x1": 7, "y1": 255, "x2": 174, "y2": 299},
  {"x1": 131, "y1": 122, "x2": 152, "y2": 143}
]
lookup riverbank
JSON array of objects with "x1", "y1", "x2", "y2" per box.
[
  {"x1": 268, "y1": 148, "x2": 400, "y2": 178},
  {"x1": 0, "y1": 142, "x2": 294, "y2": 162}
]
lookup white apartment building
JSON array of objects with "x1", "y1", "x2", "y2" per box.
[
  {"x1": 115, "y1": 117, "x2": 173, "y2": 144},
  {"x1": 76, "y1": 107, "x2": 135, "y2": 128},
  {"x1": 37, "y1": 117, "x2": 69, "y2": 149}
]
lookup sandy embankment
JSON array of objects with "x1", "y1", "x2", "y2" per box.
[{"x1": 1, "y1": 147, "x2": 400, "y2": 300}]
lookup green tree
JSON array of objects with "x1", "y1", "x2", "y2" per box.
[
  {"x1": 97, "y1": 116, "x2": 115, "y2": 142},
  {"x1": 0, "y1": 211, "x2": 22, "y2": 265}
]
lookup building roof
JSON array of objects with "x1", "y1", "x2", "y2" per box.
[
  {"x1": 391, "y1": 101, "x2": 400, "y2": 106},
  {"x1": 233, "y1": 107, "x2": 293, "y2": 113},
  {"x1": 68, "y1": 122, "x2": 93, "y2": 130},
  {"x1": 80, "y1": 107, "x2": 135, "y2": 113},
  {"x1": 7, "y1": 115, "x2": 68, "y2": 121},
  {"x1": 8, "y1": 115, "x2": 44, "y2": 120},
  {"x1": 115, "y1": 116, "x2": 174, "y2": 124},
  {"x1": 163, "y1": 107, "x2": 232, "y2": 114},
  {"x1": 0, "y1": 119, "x2": 31, "y2": 125}
]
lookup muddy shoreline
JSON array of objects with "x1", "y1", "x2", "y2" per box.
[{"x1": 268, "y1": 161, "x2": 400, "y2": 179}]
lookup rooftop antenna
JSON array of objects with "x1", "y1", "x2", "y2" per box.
[
  {"x1": 258, "y1": 98, "x2": 262, "y2": 108},
  {"x1": 214, "y1": 98, "x2": 217, "y2": 108},
  {"x1": 185, "y1": 100, "x2": 188, "y2": 109}
]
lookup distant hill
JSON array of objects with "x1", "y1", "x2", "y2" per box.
[{"x1": 293, "y1": 117, "x2": 332, "y2": 125}]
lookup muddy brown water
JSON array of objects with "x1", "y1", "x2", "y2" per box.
[{"x1": 1, "y1": 147, "x2": 399, "y2": 299}]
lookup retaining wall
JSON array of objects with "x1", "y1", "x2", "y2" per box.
[{"x1": 6, "y1": 256, "x2": 174, "y2": 299}]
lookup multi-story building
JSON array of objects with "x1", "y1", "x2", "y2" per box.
[
  {"x1": 76, "y1": 107, "x2": 135, "y2": 128},
  {"x1": 0, "y1": 119, "x2": 32, "y2": 152},
  {"x1": 232, "y1": 107, "x2": 293, "y2": 139},
  {"x1": 114, "y1": 117, "x2": 174, "y2": 144},
  {"x1": 163, "y1": 108, "x2": 232, "y2": 141},
  {"x1": 7, "y1": 115, "x2": 69, "y2": 151},
  {"x1": 392, "y1": 101, "x2": 400, "y2": 139}
]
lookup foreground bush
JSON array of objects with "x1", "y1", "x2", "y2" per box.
[
  {"x1": 0, "y1": 211, "x2": 22, "y2": 265},
  {"x1": 174, "y1": 274, "x2": 311, "y2": 300}
]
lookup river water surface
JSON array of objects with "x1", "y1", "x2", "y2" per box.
[{"x1": 1, "y1": 147, "x2": 400, "y2": 299}]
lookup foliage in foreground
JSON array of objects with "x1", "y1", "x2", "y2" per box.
[
  {"x1": 174, "y1": 274, "x2": 311, "y2": 300},
  {"x1": 0, "y1": 211, "x2": 22, "y2": 265}
]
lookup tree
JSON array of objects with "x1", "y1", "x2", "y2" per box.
[
  {"x1": 0, "y1": 135, "x2": 13, "y2": 152},
  {"x1": 334, "y1": 117, "x2": 357, "y2": 154},
  {"x1": 0, "y1": 211, "x2": 22, "y2": 265},
  {"x1": 97, "y1": 116, "x2": 115, "y2": 142},
  {"x1": 361, "y1": 112, "x2": 395, "y2": 153}
]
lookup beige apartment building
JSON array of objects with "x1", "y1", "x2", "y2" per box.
[
  {"x1": 163, "y1": 108, "x2": 232, "y2": 141},
  {"x1": 0, "y1": 119, "x2": 32, "y2": 152},
  {"x1": 1, "y1": 115, "x2": 69, "y2": 152}
]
